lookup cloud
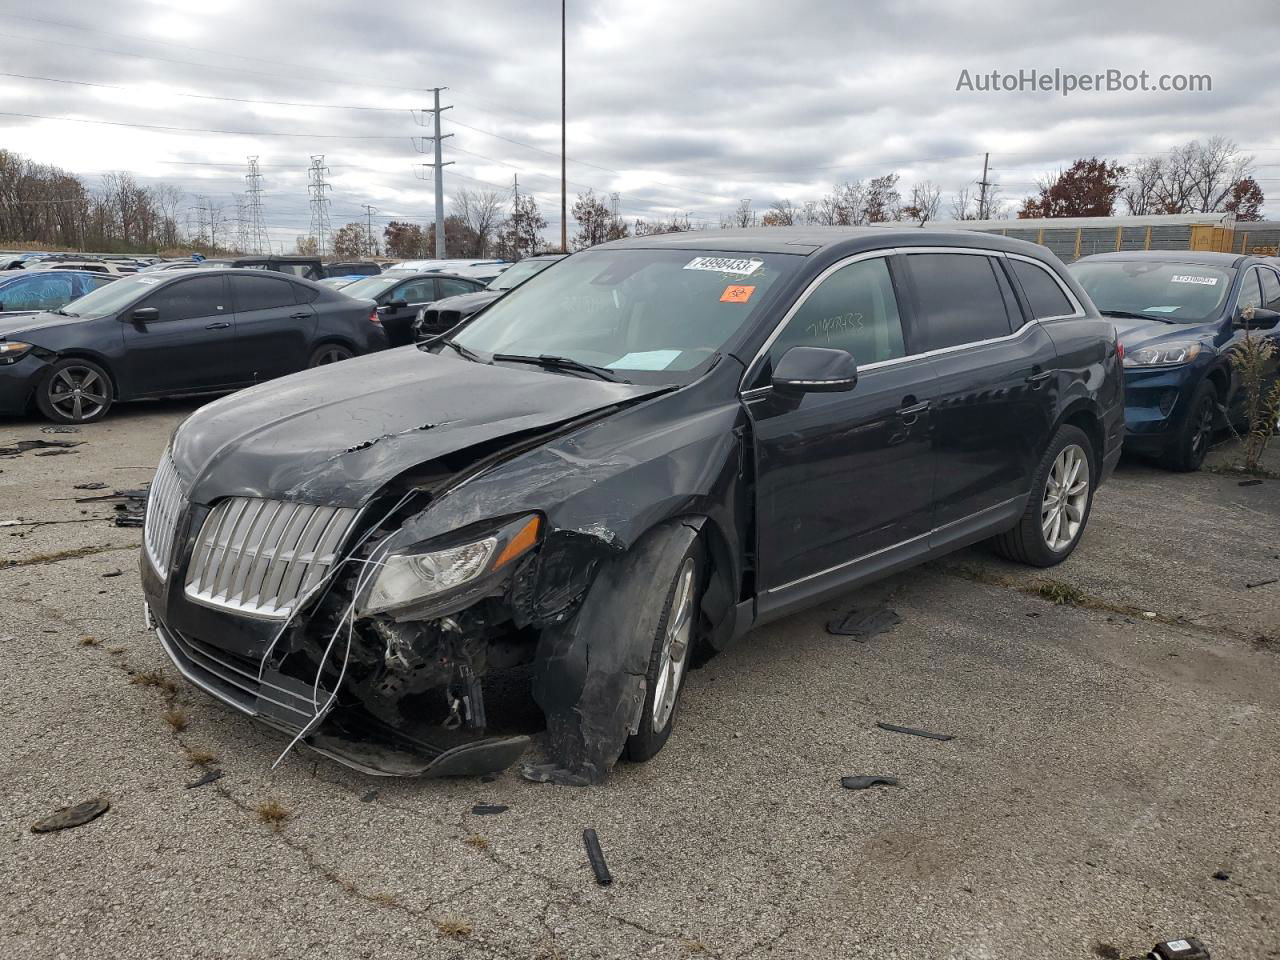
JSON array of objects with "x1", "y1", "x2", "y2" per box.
[{"x1": 0, "y1": 0, "x2": 1276, "y2": 249}]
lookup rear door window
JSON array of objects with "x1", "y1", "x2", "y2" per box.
[
  {"x1": 230, "y1": 274, "x2": 297, "y2": 312},
  {"x1": 1237, "y1": 268, "x2": 1264, "y2": 311},
  {"x1": 905, "y1": 253, "x2": 1014, "y2": 350},
  {"x1": 768, "y1": 256, "x2": 907, "y2": 367},
  {"x1": 437, "y1": 277, "x2": 477, "y2": 298},
  {"x1": 142, "y1": 275, "x2": 229, "y2": 321},
  {"x1": 396, "y1": 278, "x2": 436, "y2": 304},
  {"x1": 1009, "y1": 258, "x2": 1075, "y2": 320}
]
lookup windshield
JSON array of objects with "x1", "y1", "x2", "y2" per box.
[
  {"x1": 55, "y1": 272, "x2": 163, "y2": 317},
  {"x1": 1069, "y1": 260, "x2": 1233, "y2": 324},
  {"x1": 341, "y1": 275, "x2": 406, "y2": 299},
  {"x1": 487, "y1": 258, "x2": 554, "y2": 291},
  {"x1": 449, "y1": 248, "x2": 798, "y2": 381}
]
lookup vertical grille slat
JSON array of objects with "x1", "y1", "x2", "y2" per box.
[
  {"x1": 143, "y1": 454, "x2": 186, "y2": 576},
  {"x1": 185, "y1": 497, "x2": 359, "y2": 619}
]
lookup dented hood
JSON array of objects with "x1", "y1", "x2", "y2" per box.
[{"x1": 171, "y1": 346, "x2": 665, "y2": 507}]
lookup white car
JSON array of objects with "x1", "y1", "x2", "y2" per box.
[{"x1": 27, "y1": 259, "x2": 137, "y2": 276}]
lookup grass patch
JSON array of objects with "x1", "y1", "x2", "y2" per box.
[
  {"x1": 107, "y1": 645, "x2": 126, "y2": 654},
  {"x1": 255, "y1": 798, "x2": 291, "y2": 831},
  {"x1": 682, "y1": 940, "x2": 711, "y2": 955},
  {"x1": 463, "y1": 833, "x2": 490, "y2": 851},
  {"x1": 78, "y1": 635, "x2": 101, "y2": 647},
  {"x1": 184, "y1": 746, "x2": 218, "y2": 767},
  {"x1": 433, "y1": 916, "x2": 473, "y2": 939},
  {"x1": 1036, "y1": 580, "x2": 1086, "y2": 606},
  {"x1": 130, "y1": 669, "x2": 179, "y2": 696},
  {"x1": 370, "y1": 891, "x2": 401, "y2": 907},
  {"x1": 163, "y1": 706, "x2": 189, "y2": 732}
]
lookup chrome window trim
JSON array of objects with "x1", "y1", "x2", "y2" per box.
[{"x1": 739, "y1": 245, "x2": 1079, "y2": 396}]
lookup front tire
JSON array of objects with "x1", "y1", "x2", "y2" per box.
[
  {"x1": 1161, "y1": 380, "x2": 1217, "y2": 472},
  {"x1": 36, "y1": 358, "x2": 114, "y2": 424},
  {"x1": 992, "y1": 424, "x2": 1095, "y2": 567}
]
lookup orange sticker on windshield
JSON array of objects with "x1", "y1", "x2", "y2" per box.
[{"x1": 721, "y1": 284, "x2": 755, "y2": 304}]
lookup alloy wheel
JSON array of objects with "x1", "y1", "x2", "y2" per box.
[
  {"x1": 651, "y1": 557, "x2": 695, "y2": 732},
  {"x1": 313, "y1": 346, "x2": 352, "y2": 365},
  {"x1": 1041, "y1": 443, "x2": 1089, "y2": 552},
  {"x1": 1190, "y1": 399, "x2": 1214, "y2": 458},
  {"x1": 47, "y1": 365, "x2": 108, "y2": 421}
]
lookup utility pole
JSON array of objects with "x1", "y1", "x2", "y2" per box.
[
  {"x1": 414, "y1": 88, "x2": 454, "y2": 259},
  {"x1": 977, "y1": 152, "x2": 992, "y2": 221},
  {"x1": 513, "y1": 173, "x2": 519, "y2": 209},
  {"x1": 560, "y1": 0, "x2": 567, "y2": 252},
  {"x1": 361, "y1": 204, "x2": 378, "y2": 257}
]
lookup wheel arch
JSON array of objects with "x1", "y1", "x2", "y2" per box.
[
  {"x1": 1055, "y1": 400, "x2": 1104, "y2": 470},
  {"x1": 44, "y1": 349, "x2": 121, "y2": 399}
]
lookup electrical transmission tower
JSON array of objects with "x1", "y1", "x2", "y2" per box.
[
  {"x1": 245, "y1": 156, "x2": 269, "y2": 254},
  {"x1": 307, "y1": 155, "x2": 332, "y2": 256},
  {"x1": 234, "y1": 195, "x2": 249, "y2": 253},
  {"x1": 412, "y1": 88, "x2": 453, "y2": 258},
  {"x1": 361, "y1": 204, "x2": 378, "y2": 257}
]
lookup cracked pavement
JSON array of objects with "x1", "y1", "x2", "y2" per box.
[{"x1": 2, "y1": 399, "x2": 1279, "y2": 959}]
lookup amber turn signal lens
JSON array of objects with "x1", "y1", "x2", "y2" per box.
[{"x1": 492, "y1": 516, "x2": 541, "y2": 570}]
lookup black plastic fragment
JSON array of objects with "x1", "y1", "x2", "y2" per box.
[
  {"x1": 0, "y1": 439, "x2": 83, "y2": 458},
  {"x1": 1246, "y1": 577, "x2": 1277, "y2": 589},
  {"x1": 101, "y1": 569, "x2": 123, "y2": 578},
  {"x1": 1238, "y1": 478, "x2": 1264, "y2": 487},
  {"x1": 1211, "y1": 869, "x2": 1230, "y2": 881},
  {"x1": 840, "y1": 775, "x2": 899, "y2": 790},
  {"x1": 73, "y1": 481, "x2": 108, "y2": 490},
  {"x1": 31, "y1": 797, "x2": 109, "y2": 833},
  {"x1": 472, "y1": 803, "x2": 509, "y2": 815},
  {"x1": 360, "y1": 790, "x2": 378, "y2": 803},
  {"x1": 876, "y1": 722, "x2": 954, "y2": 741},
  {"x1": 184, "y1": 769, "x2": 223, "y2": 789},
  {"x1": 827, "y1": 607, "x2": 901, "y2": 639},
  {"x1": 583, "y1": 828, "x2": 612, "y2": 886},
  {"x1": 1149, "y1": 937, "x2": 1210, "y2": 960}
]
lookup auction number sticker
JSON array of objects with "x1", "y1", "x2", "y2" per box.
[
  {"x1": 1170, "y1": 275, "x2": 1217, "y2": 285},
  {"x1": 684, "y1": 256, "x2": 763, "y2": 276}
]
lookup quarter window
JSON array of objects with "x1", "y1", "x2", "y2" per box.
[
  {"x1": 0, "y1": 273, "x2": 74, "y2": 311},
  {"x1": 906, "y1": 253, "x2": 1014, "y2": 350},
  {"x1": 1259, "y1": 268, "x2": 1280, "y2": 312},
  {"x1": 396, "y1": 279, "x2": 436, "y2": 303},
  {"x1": 768, "y1": 257, "x2": 906, "y2": 367},
  {"x1": 438, "y1": 278, "x2": 476, "y2": 297},
  {"x1": 231, "y1": 274, "x2": 296, "y2": 312},
  {"x1": 143, "y1": 276, "x2": 228, "y2": 321},
  {"x1": 1010, "y1": 258, "x2": 1075, "y2": 320}
]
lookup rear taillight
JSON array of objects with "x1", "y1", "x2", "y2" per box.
[
  {"x1": 369, "y1": 308, "x2": 381, "y2": 325},
  {"x1": 1115, "y1": 340, "x2": 1124, "y2": 362}
]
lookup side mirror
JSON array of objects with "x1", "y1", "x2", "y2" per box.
[
  {"x1": 131, "y1": 307, "x2": 160, "y2": 323},
  {"x1": 386, "y1": 298, "x2": 408, "y2": 310},
  {"x1": 771, "y1": 345, "x2": 859, "y2": 394},
  {"x1": 1237, "y1": 306, "x2": 1280, "y2": 330}
]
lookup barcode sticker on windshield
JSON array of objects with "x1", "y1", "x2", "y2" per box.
[
  {"x1": 1170, "y1": 275, "x2": 1217, "y2": 285},
  {"x1": 684, "y1": 256, "x2": 763, "y2": 276}
]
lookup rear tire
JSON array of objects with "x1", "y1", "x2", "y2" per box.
[
  {"x1": 1161, "y1": 380, "x2": 1217, "y2": 472},
  {"x1": 35, "y1": 358, "x2": 114, "y2": 424},
  {"x1": 992, "y1": 424, "x2": 1095, "y2": 567},
  {"x1": 308, "y1": 343, "x2": 354, "y2": 367}
]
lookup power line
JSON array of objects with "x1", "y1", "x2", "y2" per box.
[{"x1": 0, "y1": 110, "x2": 407, "y2": 140}]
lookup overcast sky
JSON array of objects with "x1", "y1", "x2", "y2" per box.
[{"x1": 1, "y1": 0, "x2": 1277, "y2": 250}]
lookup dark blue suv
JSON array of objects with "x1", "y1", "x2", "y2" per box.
[{"x1": 1070, "y1": 251, "x2": 1280, "y2": 470}]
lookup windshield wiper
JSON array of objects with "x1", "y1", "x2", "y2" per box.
[
  {"x1": 1100, "y1": 309, "x2": 1176, "y2": 325},
  {"x1": 51, "y1": 308, "x2": 75, "y2": 317},
  {"x1": 492, "y1": 353, "x2": 629, "y2": 383},
  {"x1": 439, "y1": 338, "x2": 490, "y2": 364}
]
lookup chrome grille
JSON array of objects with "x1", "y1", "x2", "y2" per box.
[
  {"x1": 184, "y1": 498, "x2": 359, "y2": 619},
  {"x1": 143, "y1": 454, "x2": 185, "y2": 577}
]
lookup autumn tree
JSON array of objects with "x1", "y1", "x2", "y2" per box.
[
  {"x1": 761, "y1": 199, "x2": 798, "y2": 226},
  {"x1": 331, "y1": 222, "x2": 368, "y2": 258},
  {"x1": 427, "y1": 215, "x2": 479, "y2": 257},
  {"x1": 633, "y1": 213, "x2": 693, "y2": 235},
  {"x1": 1224, "y1": 177, "x2": 1265, "y2": 221},
  {"x1": 1018, "y1": 157, "x2": 1128, "y2": 218},
  {"x1": 383, "y1": 220, "x2": 426, "y2": 258},
  {"x1": 572, "y1": 190, "x2": 628, "y2": 248},
  {"x1": 900, "y1": 181, "x2": 942, "y2": 223},
  {"x1": 295, "y1": 235, "x2": 319, "y2": 256},
  {"x1": 862, "y1": 174, "x2": 901, "y2": 222},
  {"x1": 496, "y1": 194, "x2": 548, "y2": 260},
  {"x1": 1121, "y1": 138, "x2": 1258, "y2": 215}
]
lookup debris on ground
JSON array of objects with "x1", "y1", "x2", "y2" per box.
[
  {"x1": 876, "y1": 722, "x2": 954, "y2": 742},
  {"x1": 1238, "y1": 478, "x2": 1264, "y2": 487},
  {"x1": 73, "y1": 481, "x2": 108, "y2": 490},
  {"x1": 101, "y1": 569, "x2": 123, "y2": 578},
  {"x1": 0, "y1": 439, "x2": 83, "y2": 458},
  {"x1": 1149, "y1": 937, "x2": 1210, "y2": 960},
  {"x1": 839, "y1": 775, "x2": 899, "y2": 790},
  {"x1": 360, "y1": 790, "x2": 378, "y2": 803},
  {"x1": 74, "y1": 488, "x2": 149, "y2": 526},
  {"x1": 41, "y1": 425, "x2": 81, "y2": 434},
  {"x1": 471, "y1": 804, "x2": 509, "y2": 815},
  {"x1": 34, "y1": 448, "x2": 79, "y2": 457},
  {"x1": 1245, "y1": 577, "x2": 1277, "y2": 589},
  {"x1": 826, "y1": 606, "x2": 901, "y2": 639},
  {"x1": 31, "y1": 797, "x2": 110, "y2": 833},
  {"x1": 583, "y1": 828, "x2": 613, "y2": 886},
  {"x1": 1211, "y1": 869, "x2": 1230, "y2": 881},
  {"x1": 185, "y1": 769, "x2": 224, "y2": 789}
]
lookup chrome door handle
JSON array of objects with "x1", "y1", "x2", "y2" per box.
[
  {"x1": 1026, "y1": 370, "x2": 1052, "y2": 384},
  {"x1": 896, "y1": 400, "x2": 931, "y2": 416},
  {"x1": 289, "y1": 312, "x2": 310, "y2": 320},
  {"x1": 205, "y1": 321, "x2": 230, "y2": 330}
]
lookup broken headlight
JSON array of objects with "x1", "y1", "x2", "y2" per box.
[
  {"x1": 362, "y1": 514, "x2": 541, "y2": 616},
  {"x1": 1122, "y1": 341, "x2": 1201, "y2": 367}
]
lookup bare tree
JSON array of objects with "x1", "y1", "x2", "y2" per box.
[
  {"x1": 900, "y1": 181, "x2": 942, "y2": 223},
  {"x1": 761, "y1": 199, "x2": 798, "y2": 227},
  {"x1": 722, "y1": 198, "x2": 757, "y2": 229},
  {"x1": 451, "y1": 187, "x2": 505, "y2": 257}
]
